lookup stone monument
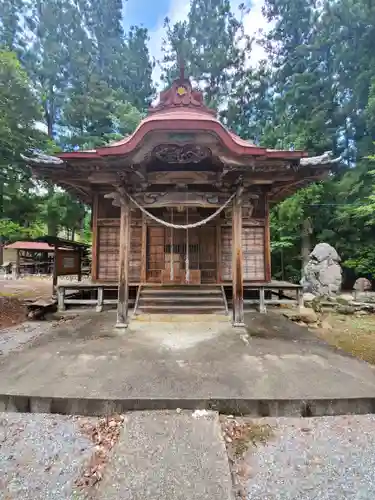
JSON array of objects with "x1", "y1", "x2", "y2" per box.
[{"x1": 301, "y1": 243, "x2": 342, "y2": 297}]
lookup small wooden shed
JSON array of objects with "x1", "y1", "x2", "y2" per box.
[{"x1": 4, "y1": 237, "x2": 88, "y2": 293}]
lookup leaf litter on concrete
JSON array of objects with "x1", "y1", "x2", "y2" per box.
[
  {"x1": 221, "y1": 416, "x2": 274, "y2": 500},
  {"x1": 75, "y1": 414, "x2": 126, "y2": 496}
]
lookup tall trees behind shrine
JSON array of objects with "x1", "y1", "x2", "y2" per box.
[
  {"x1": 258, "y1": 0, "x2": 375, "y2": 281},
  {"x1": 1, "y1": 0, "x2": 375, "y2": 279},
  {"x1": 0, "y1": 0, "x2": 154, "y2": 238},
  {"x1": 161, "y1": 0, "x2": 375, "y2": 281}
]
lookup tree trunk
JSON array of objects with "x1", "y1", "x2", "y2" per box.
[
  {"x1": 47, "y1": 223, "x2": 58, "y2": 237},
  {"x1": 301, "y1": 218, "x2": 312, "y2": 268}
]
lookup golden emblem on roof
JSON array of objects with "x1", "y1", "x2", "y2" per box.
[{"x1": 177, "y1": 86, "x2": 187, "y2": 96}]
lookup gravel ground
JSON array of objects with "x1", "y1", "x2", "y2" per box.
[
  {"x1": 243, "y1": 415, "x2": 375, "y2": 500},
  {"x1": 0, "y1": 321, "x2": 52, "y2": 356},
  {"x1": 0, "y1": 413, "x2": 97, "y2": 500}
]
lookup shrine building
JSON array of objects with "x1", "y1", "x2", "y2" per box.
[{"x1": 25, "y1": 71, "x2": 334, "y2": 327}]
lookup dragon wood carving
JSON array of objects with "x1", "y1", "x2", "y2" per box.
[{"x1": 152, "y1": 144, "x2": 212, "y2": 164}]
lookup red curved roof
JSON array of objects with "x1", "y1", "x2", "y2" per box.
[{"x1": 58, "y1": 78, "x2": 307, "y2": 161}]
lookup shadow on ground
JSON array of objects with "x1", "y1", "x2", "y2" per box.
[{"x1": 244, "y1": 311, "x2": 320, "y2": 342}]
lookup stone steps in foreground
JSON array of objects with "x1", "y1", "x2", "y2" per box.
[{"x1": 99, "y1": 410, "x2": 234, "y2": 500}]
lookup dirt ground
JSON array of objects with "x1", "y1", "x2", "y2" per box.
[
  {"x1": 0, "y1": 296, "x2": 27, "y2": 329},
  {"x1": 0, "y1": 278, "x2": 53, "y2": 329},
  {"x1": 317, "y1": 312, "x2": 375, "y2": 365}
]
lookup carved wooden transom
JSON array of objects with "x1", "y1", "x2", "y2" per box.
[{"x1": 152, "y1": 144, "x2": 212, "y2": 164}]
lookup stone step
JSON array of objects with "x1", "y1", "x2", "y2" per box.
[
  {"x1": 137, "y1": 285, "x2": 227, "y2": 315},
  {"x1": 139, "y1": 296, "x2": 224, "y2": 304},
  {"x1": 132, "y1": 314, "x2": 230, "y2": 322},
  {"x1": 137, "y1": 305, "x2": 226, "y2": 314},
  {"x1": 99, "y1": 411, "x2": 233, "y2": 500},
  {"x1": 141, "y1": 288, "x2": 222, "y2": 296}
]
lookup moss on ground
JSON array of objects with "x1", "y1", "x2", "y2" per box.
[
  {"x1": 318, "y1": 313, "x2": 375, "y2": 365},
  {"x1": 222, "y1": 418, "x2": 273, "y2": 459}
]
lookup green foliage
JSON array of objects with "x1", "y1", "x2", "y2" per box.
[
  {"x1": 60, "y1": 77, "x2": 143, "y2": 149},
  {"x1": 0, "y1": 0, "x2": 26, "y2": 51},
  {"x1": 1, "y1": 0, "x2": 375, "y2": 285},
  {"x1": 0, "y1": 219, "x2": 44, "y2": 241},
  {"x1": 0, "y1": 50, "x2": 43, "y2": 162},
  {"x1": 0, "y1": 1, "x2": 153, "y2": 249},
  {"x1": 161, "y1": 0, "x2": 251, "y2": 109}
]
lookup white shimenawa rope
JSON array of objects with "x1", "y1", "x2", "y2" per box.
[{"x1": 123, "y1": 190, "x2": 236, "y2": 229}]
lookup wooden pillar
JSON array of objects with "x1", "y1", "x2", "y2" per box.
[
  {"x1": 140, "y1": 213, "x2": 147, "y2": 283},
  {"x1": 13, "y1": 249, "x2": 20, "y2": 279},
  {"x1": 96, "y1": 286, "x2": 104, "y2": 312},
  {"x1": 77, "y1": 247, "x2": 82, "y2": 282},
  {"x1": 91, "y1": 193, "x2": 99, "y2": 281},
  {"x1": 52, "y1": 245, "x2": 58, "y2": 297},
  {"x1": 264, "y1": 192, "x2": 271, "y2": 282},
  {"x1": 57, "y1": 286, "x2": 66, "y2": 312},
  {"x1": 232, "y1": 187, "x2": 245, "y2": 327},
  {"x1": 116, "y1": 198, "x2": 131, "y2": 328}
]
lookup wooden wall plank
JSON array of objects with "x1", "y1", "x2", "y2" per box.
[
  {"x1": 97, "y1": 222, "x2": 142, "y2": 282},
  {"x1": 216, "y1": 221, "x2": 222, "y2": 283}
]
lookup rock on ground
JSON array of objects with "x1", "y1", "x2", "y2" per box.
[
  {"x1": 283, "y1": 307, "x2": 318, "y2": 324},
  {"x1": 0, "y1": 412, "x2": 97, "y2": 500},
  {"x1": 242, "y1": 415, "x2": 375, "y2": 500},
  {"x1": 353, "y1": 278, "x2": 372, "y2": 293},
  {"x1": 301, "y1": 243, "x2": 342, "y2": 297}
]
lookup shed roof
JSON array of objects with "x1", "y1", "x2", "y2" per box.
[
  {"x1": 5, "y1": 237, "x2": 88, "y2": 252},
  {"x1": 5, "y1": 241, "x2": 54, "y2": 251}
]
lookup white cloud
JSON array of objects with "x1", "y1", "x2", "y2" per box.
[
  {"x1": 147, "y1": 0, "x2": 269, "y2": 85},
  {"x1": 148, "y1": 0, "x2": 190, "y2": 86},
  {"x1": 242, "y1": 0, "x2": 269, "y2": 66}
]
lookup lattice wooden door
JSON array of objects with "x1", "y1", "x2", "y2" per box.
[
  {"x1": 199, "y1": 226, "x2": 216, "y2": 283},
  {"x1": 242, "y1": 226, "x2": 265, "y2": 281},
  {"x1": 146, "y1": 226, "x2": 165, "y2": 282}
]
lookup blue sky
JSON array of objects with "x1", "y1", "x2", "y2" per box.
[
  {"x1": 124, "y1": 0, "x2": 171, "y2": 30},
  {"x1": 123, "y1": 0, "x2": 269, "y2": 83}
]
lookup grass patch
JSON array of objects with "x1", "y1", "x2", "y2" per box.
[{"x1": 318, "y1": 313, "x2": 375, "y2": 365}]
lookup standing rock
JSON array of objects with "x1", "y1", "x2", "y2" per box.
[
  {"x1": 353, "y1": 278, "x2": 372, "y2": 301},
  {"x1": 353, "y1": 277, "x2": 372, "y2": 293},
  {"x1": 300, "y1": 243, "x2": 342, "y2": 297}
]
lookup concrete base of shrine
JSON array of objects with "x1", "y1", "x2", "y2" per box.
[{"x1": 1, "y1": 311, "x2": 375, "y2": 416}]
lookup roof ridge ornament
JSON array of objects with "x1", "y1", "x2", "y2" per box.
[{"x1": 149, "y1": 59, "x2": 216, "y2": 116}]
